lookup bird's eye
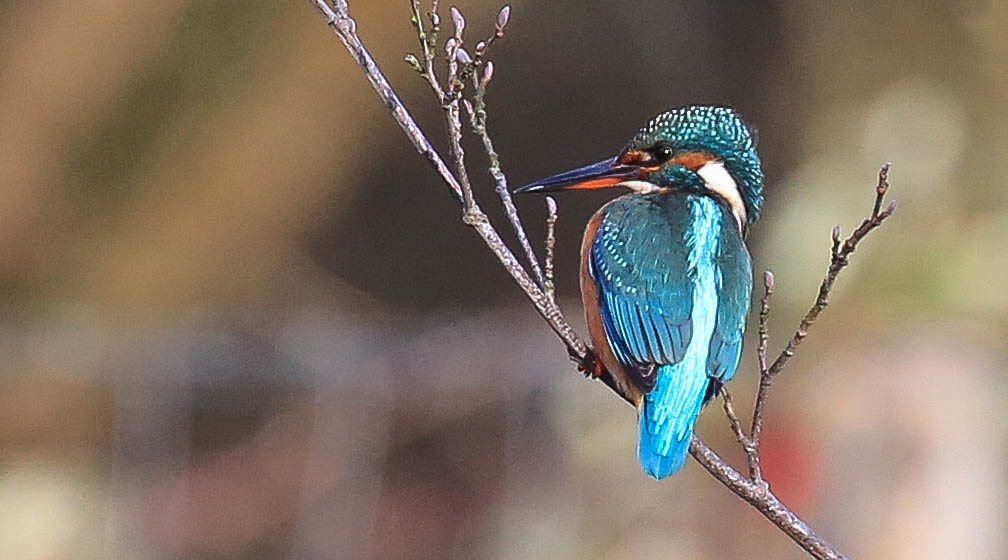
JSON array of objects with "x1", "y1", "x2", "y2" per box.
[{"x1": 652, "y1": 142, "x2": 674, "y2": 163}]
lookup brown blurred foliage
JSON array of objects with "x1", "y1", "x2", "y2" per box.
[{"x1": 0, "y1": 1, "x2": 1006, "y2": 559}]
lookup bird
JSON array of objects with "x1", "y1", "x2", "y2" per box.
[{"x1": 515, "y1": 105, "x2": 763, "y2": 479}]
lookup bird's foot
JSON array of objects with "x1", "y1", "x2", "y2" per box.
[{"x1": 574, "y1": 350, "x2": 605, "y2": 379}]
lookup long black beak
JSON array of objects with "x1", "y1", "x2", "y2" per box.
[{"x1": 514, "y1": 157, "x2": 642, "y2": 194}]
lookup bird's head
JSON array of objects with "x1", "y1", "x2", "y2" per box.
[{"x1": 516, "y1": 105, "x2": 764, "y2": 228}]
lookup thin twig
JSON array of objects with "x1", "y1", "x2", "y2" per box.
[
  {"x1": 748, "y1": 269, "x2": 775, "y2": 482},
  {"x1": 720, "y1": 387, "x2": 762, "y2": 481},
  {"x1": 309, "y1": 0, "x2": 461, "y2": 202},
  {"x1": 757, "y1": 270, "x2": 774, "y2": 377},
  {"x1": 465, "y1": 63, "x2": 546, "y2": 289},
  {"x1": 432, "y1": 11, "x2": 479, "y2": 215},
  {"x1": 544, "y1": 196, "x2": 558, "y2": 303},
  {"x1": 329, "y1": 0, "x2": 348, "y2": 17},
  {"x1": 765, "y1": 163, "x2": 895, "y2": 378},
  {"x1": 305, "y1": 0, "x2": 589, "y2": 366},
  {"x1": 720, "y1": 387, "x2": 748, "y2": 446},
  {"x1": 471, "y1": 5, "x2": 510, "y2": 67},
  {"x1": 739, "y1": 165, "x2": 893, "y2": 491},
  {"x1": 447, "y1": 104, "x2": 479, "y2": 215},
  {"x1": 408, "y1": 0, "x2": 445, "y2": 101}
]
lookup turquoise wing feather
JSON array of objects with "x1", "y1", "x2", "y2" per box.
[
  {"x1": 708, "y1": 223, "x2": 753, "y2": 385},
  {"x1": 589, "y1": 195, "x2": 694, "y2": 389}
]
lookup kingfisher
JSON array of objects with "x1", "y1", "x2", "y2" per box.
[{"x1": 516, "y1": 105, "x2": 763, "y2": 479}]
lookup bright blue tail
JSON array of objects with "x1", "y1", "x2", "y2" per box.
[{"x1": 637, "y1": 362, "x2": 711, "y2": 479}]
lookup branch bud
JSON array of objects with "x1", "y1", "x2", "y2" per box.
[
  {"x1": 482, "y1": 60, "x2": 495, "y2": 86},
  {"x1": 456, "y1": 47, "x2": 472, "y2": 65},
  {"x1": 763, "y1": 270, "x2": 775, "y2": 291},
  {"x1": 404, "y1": 53, "x2": 423, "y2": 72},
  {"x1": 496, "y1": 5, "x2": 511, "y2": 37},
  {"x1": 450, "y1": 6, "x2": 466, "y2": 40}
]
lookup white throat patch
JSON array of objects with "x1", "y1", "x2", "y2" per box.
[
  {"x1": 614, "y1": 180, "x2": 661, "y2": 194},
  {"x1": 697, "y1": 161, "x2": 747, "y2": 231}
]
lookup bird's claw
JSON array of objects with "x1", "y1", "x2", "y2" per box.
[{"x1": 573, "y1": 350, "x2": 605, "y2": 379}]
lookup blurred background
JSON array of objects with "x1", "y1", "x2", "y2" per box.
[{"x1": 1, "y1": 1, "x2": 1006, "y2": 558}]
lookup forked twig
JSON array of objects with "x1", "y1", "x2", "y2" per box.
[
  {"x1": 768, "y1": 163, "x2": 895, "y2": 379},
  {"x1": 305, "y1": 0, "x2": 589, "y2": 360},
  {"x1": 464, "y1": 61, "x2": 546, "y2": 290},
  {"x1": 745, "y1": 269, "x2": 775, "y2": 482},
  {"x1": 721, "y1": 387, "x2": 761, "y2": 482},
  {"x1": 723, "y1": 164, "x2": 895, "y2": 496}
]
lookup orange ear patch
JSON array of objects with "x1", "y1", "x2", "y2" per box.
[{"x1": 671, "y1": 151, "x2": 718, "y2": 171}]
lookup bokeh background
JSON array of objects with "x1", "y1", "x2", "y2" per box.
[{"x1": 2, "y1": 1, "x2": 1006, "y2": 558}]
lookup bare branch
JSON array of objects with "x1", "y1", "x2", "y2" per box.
[
  {"x1": 872, "y1": 162, "x2": 890, "y2": 218},
  {"x1": 329, "y1": 0, "x2": 348, "y2": 17},
  {"x1": 544, "y1": 196, "x2": 558, "y2": 303},
  {"x1": 306, "y1": 0, "x2": 461, "y2": 202},
  {"x1": 408, "y1": 0, "x2": 446, "y2": 101},
  {"x1": 720, "y1": 387, "x2": 762, "y2": 481},
  {"x1": 447, "y1": 103, "x2": 478, "y2": 214},
  {"x1": 748, "y1": 269, "x2": 775, "y2": 479},
  {"x1": 758, "y1": 270, "x2": 775, "y2": 377},
  {"x1": 766, "y1": 163, "x2": 896, "y2": 378},
  {"x1": 305, "y1": 0, "x2": 592, "y2": 367},
  {"x1": 465, "y1": 63, "x2": 546, "y2": 289},
  {"x1": 422, "y1": 9, "x2": 477, "y2": 216},
  {"x1": 719, "y1": 164, "x2": 893, "y2": 536}
]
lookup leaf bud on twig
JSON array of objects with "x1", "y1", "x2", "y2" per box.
[
  {"x1": 482, "y1": 60, "x2": 495, "y2": 87},
  {"x1": 404, "y1": 53, "x2": 423, "y2": 72},
  {"x1": 496, "y1": 5, "x2": 511, "y2": 37},
  {"x1": 450, "y1": 6, "x2": 466, "y2": 40}
]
